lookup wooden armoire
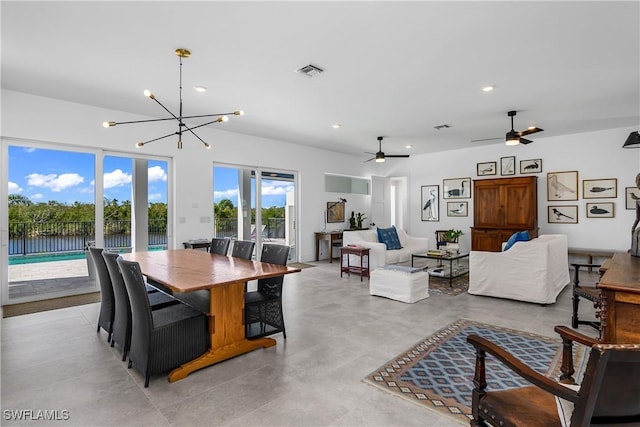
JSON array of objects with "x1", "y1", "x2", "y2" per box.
[{"x1": 471, "y1": 176, "x2": 538, "y2": 251}]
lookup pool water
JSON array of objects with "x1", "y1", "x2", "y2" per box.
[{"x1": 8, "y1": 246, "x2": 166, "y2": 265}]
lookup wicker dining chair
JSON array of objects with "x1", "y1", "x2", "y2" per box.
[
  {"x1": 231, "y1": 240, "x2": 255, "y2": 260},
  {"x1": 88, "y1": 247, "x2": 115, "y2": 342},
  {"x1": 245, "y1": 244, "x2": 290, "y2": 339},
  {"x1": 209, "y1": 237, "x2": 231, "y2": 255},
  {"x1": 117, "y1": 258, "x2": 209, "y2": 387},
  {"x1": 102, "y1": 251, "x2": 180, "y2": 361}
]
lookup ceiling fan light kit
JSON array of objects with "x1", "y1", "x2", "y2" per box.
[
  {"x1": 102, "y1": 48, "x2": 243, "y2": 150},
  {"x1": 365, "y1": 136, "x2": 410, "y2": 163}
]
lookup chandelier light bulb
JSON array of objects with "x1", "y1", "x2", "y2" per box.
[
  {"x1": 234, "y1": 110, "x2": 244, "y2": 116},
  {"x1": 103, "y1": 121, "x2": 114, "y2": 128},
  {"x1": 135, "y1": 142, "x2": 144, "y2": 148},
  {"x1": 204, "y1": 143, "x2": 211, "y2": 149},
  {"x1": 143, "y1": 89, "x2": 155, "y2": 99},
  {"x1": 221, "y1": 116, "x2": 229, "y2": 122}
]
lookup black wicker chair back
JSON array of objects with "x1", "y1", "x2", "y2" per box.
[
  {"x1": 89, "y1": 247, "x2": 114, "y2": 342},
  {"x1": 209, "y1": 238, "x2": 231, "y2": 255},
  {"x1": 245, "y1": 244, "x2": 290, "y2": 339},
  {"x1": 231, "y1": 240, "x2": 255, "y2": 260},
  {"x1": 102, "y1": 251, "x2": 132, "y2": 360},
  {"x1": 117, "y1": 258, "x2": 209, "y2": 387}
]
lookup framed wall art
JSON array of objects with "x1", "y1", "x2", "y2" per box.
[
  {"x1": 582, "y1": 178, "x2": 617, "y2": 199},
  {"x1": 477, "y1": 161, "x2": 497, "y2": 176},
  {"x1": 421, "y1": 185, "x2": 439, "y2": 221},
  {"x1": 500, "y1": 156, "x2": 516, "y2": 176},
  {"x1": 326, "y1": 201, "x2": 345, "y2": 223},
  {"x1": 443, "y1": 177, "x2": 471, "y2": 199},
  {"x1": 547, "y1": 171, "x2": 578, "y2": 201},
  {"x1": 548, "y1": 205, "x2": 578, "y2": 224},
  {"x1": 446, "y1": 201, "x2": 468, "y2": 217},
  {"x1": 520, "y1": 158, "x2": 542, "y2": 174},
  {"x1": 586, "y1": 202, "x2": 614, "y2": 218},
  {"x1": 626, "y1": 187, "x2": 640, "y2": 210}
]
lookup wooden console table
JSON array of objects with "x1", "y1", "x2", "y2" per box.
[
  {"x1": 340, "y1": 246, "x2": 370, "y2": 281},
  {"x1": 315, "y1": 231, "x2": 342, "y2": 263},
  {"x1": 598, "y1": 252, "x2": 640, "y2": 343}
]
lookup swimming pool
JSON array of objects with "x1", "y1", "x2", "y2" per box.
[{"x1": 8, "y1": 246, "x2": 167, "y2": 265}]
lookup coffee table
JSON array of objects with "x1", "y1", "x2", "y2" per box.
[{"x1": 411, "y1": 251, "x2": 469, "y2": 287}]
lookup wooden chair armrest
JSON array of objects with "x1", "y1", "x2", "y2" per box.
[
  {"x1": 554, "y1": 325, "x2": 599, "y2": 347},
  {"x1": 467, "y1": 334, "x2": 579, "y2": 402}
]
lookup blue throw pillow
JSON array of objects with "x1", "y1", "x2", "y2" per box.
[
  {"x1": 503, "y1": 230, "x2": 531, "y2": 251},
  {"x1": 377, "y1": 226, "x2": 403, "y2": 250}
]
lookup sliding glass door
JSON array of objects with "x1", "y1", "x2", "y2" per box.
[{"x1": 213, "y1": 164, "x2": 297, "y2": 260}]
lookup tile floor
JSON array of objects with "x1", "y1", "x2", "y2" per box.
[{"x1": 1, "y1": 261, "x2": 599, "y2": 427}]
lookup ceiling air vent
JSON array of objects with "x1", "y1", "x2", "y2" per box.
[{"x1": 296, "y1": 64, "x2": 324, "y2": 77}]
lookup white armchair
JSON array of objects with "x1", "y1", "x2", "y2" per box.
[
  {"x1": 469, "y1": 234, "x2": 570, "y2": 304},
  {"x1": 342, "y1": 228, "x2": 428, "y2": 271}
]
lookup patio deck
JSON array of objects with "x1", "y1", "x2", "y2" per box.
[{"x1": 8, "y1": 259, "x2": 94, "y2": 300}]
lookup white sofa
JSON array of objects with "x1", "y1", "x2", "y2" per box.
[
  {"x1": 468, "y1": 234, "x2": 570, "y2": 304},
  {"x1": 342, "y1": 228, "x2": 429, "y2": 271}
]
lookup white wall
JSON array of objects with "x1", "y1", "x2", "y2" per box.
[
  {"x1": 1, "y1": 90, "x2": 372, "y2": 262},
  {"x1": 381, "y1": 127, "x2": 640, "y2": 253},
  {"x1": 3, "y1": 89, "x2": 638, "y2": 264}
]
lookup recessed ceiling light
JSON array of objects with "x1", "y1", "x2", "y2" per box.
[
  {"x1": 482, "y1": 85, "x2": 495, "y2": 92},
  {"x1": 194, "y1": 85, "x2": 207, "y2": 92},
  {"x1": 331, "y1": 124, "x2": 341, "y2": 129},
  {"x1": 405, "y1": 144, "x2": 413, "y2": 149}
]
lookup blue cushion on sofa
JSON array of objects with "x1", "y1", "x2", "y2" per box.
[
  {"x1": 503, "y1": 230, "x2": 531, "y2": 251},
  {"x1": 377, "y1": 226, "x2": 403, "y2": 250}
]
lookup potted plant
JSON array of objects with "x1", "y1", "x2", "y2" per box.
[{"x1": 443, "y1": 229, "x2": 463, "y2": 253}]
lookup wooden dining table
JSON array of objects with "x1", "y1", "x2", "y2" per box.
[{"x1": 121, "y1": 249, "x2": 301, "y2": 382}]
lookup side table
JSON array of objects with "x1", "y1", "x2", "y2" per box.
[
  {"x1": 183, "y1": 240, "x2": 211, "y2": 251},
  {"x1": 340, "y1": 246, "x2": 370, "y2": 281}
]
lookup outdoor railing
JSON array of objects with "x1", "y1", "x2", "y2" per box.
[
  {"x1": 8, "y1": 220, "x2": 168, "y2": 256},
  {"x1": 9, "y1": 218, "x2": 285, "y2": 256}
]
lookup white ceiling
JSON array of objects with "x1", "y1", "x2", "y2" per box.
[{"x1": 2, "y1": 1, "x2": 639, "y2": 159}]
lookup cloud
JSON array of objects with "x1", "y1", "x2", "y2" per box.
[
  {"x1": 27, "y1": 173, "x2": 84, "y2": 192},
  {"x1": 31, "y1": 193, "x2": 43, "y2": 200},
  {"x1": 262, "y1": 184, "x2": 294, "y2": 196},
  {"x1": 148, "y1": 166, "x2": 167, "y2": 182},
  {"x1": 23, "y1": 147, "x2": 36, "y2": 153},
  {"x1": 214, "y1": 189, "x2": 239, "y2": 200},
  {"x1": 103, "y1": 169, "x2": 132, "y2": 189},
  {"x1": 8, "y1": 181, "x2": 22, "y2": 193},
  {"x1": 148, "y1": 192, "x2": 163, "y2": 201}
]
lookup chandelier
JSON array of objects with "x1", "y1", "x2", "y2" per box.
[{"x1": 102, "y1": 48, "x2": 243, "y2": 149}]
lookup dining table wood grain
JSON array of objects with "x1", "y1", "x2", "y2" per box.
[{"x1": 121, "y1": 249, "x2": 301, "y2": 382}]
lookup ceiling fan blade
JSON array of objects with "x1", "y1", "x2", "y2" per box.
[
  {"x1": 364, "y1": 156, "x2": 376, "y2": 162},
  {"x1": 384, "y1": 154, "x2": 410, "y2": 158},
  {"x1": 519, "y1": 137, "x2": 534, "y2": 145},
  {"x1": 519, "y1": 127, "x2": 544, "y2": 136},
  {"x1": 364, "y1": 151, "x2": 376, "y2": 155},
  {"x1": 471, "y1": 137, "x2": 503, "y2": 142}
]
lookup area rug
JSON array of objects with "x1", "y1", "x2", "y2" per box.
[
  {"x1": 287, "y1": 262, "x2": 316, "y2": 269},
  {"x1": 363, "y1": 319, "x2": 588, "y2": 425},
  {"x1": 428, "y1": 276, "x2": 468, "y2": 296},
  {"x1": 2, "y1": 292, "x2": 101, "y2": 318}
]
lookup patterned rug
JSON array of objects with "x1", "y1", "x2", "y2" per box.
[
  {"x1": 428, "y1": 276, "x2": 468, "y2": 296},
  {"x1": 363, "y1": 319, "x2": 588, "y2": 425}
]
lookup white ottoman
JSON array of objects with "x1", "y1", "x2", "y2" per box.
[{"x1": 369, "y1": 265, "x2": 429, "y2": 303}]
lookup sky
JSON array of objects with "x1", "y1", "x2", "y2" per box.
[{"x1": 8, "y1": 146, "x2": 291, "y2": 207}]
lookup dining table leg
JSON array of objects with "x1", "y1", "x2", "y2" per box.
[{"x1": 168, "y1": 281, "x2": 276, "y2": 382}]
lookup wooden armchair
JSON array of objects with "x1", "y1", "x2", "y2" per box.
[
  {"x1": 467, "y1": 329, "x2": 640, "y2": 427},
  {"x1": 571, "y1": 263, "x2": 604, "y2": 331}
]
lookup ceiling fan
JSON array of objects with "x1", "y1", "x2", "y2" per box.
[
  {"x1": 365, "y1": 136, "x2": 410, "y2": 163},
  {"x1": 472, "y1": 110, "x2": 544, "y2": 145}
]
